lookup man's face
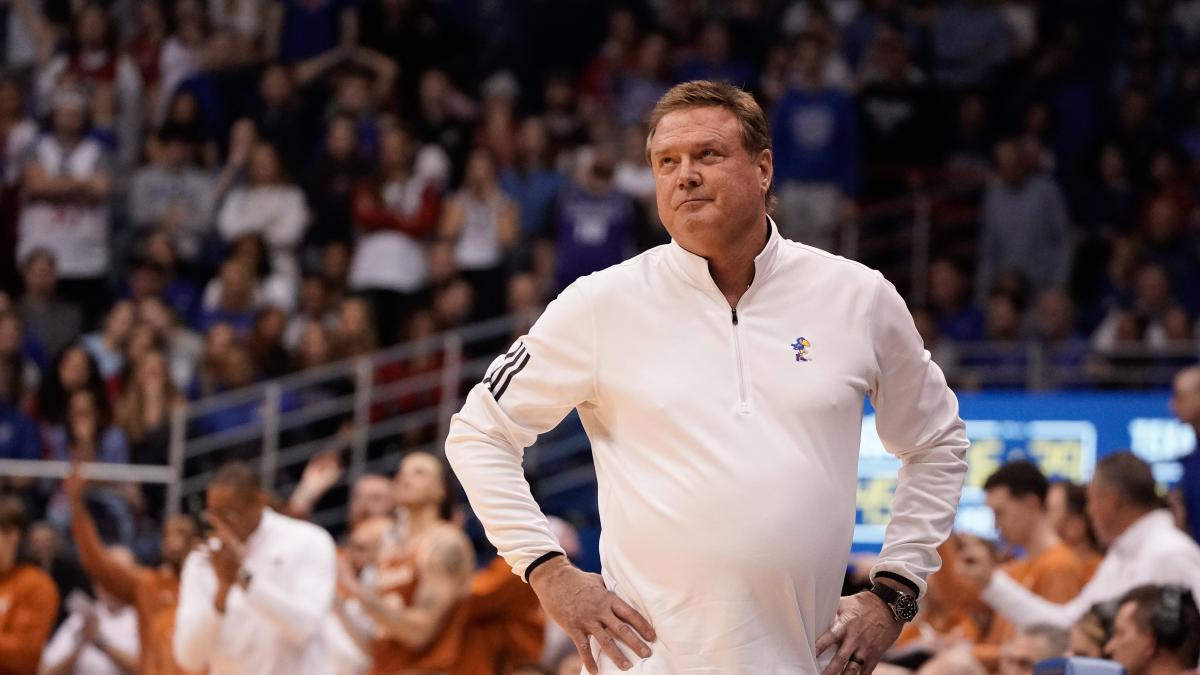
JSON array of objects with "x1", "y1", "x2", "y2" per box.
[
  {"x1": 998, "y1": 633, "x2": 1056, "y2": 675},
  {"x1": 1106, "y1": 602, "x2": 1155, "y2": 675},
  {"x1": 394, "y1": 454, "x2": 445, "y2": 510},
  {"x1": 649, "y1": 106, "x2": 771, "y2": 252},
  {"x1": 346, "y1": 516, "x2": 391, "y2": 573},
  {"x1": 161, "y1": 515, "x2": 197, "y2": 567},
  {"x1": 349, "y1": 476, "x2": 395, "y2": 527},
  {"x1": 205, "y1": 484, "x2": 264, "y2": 542},
  {"x1": 1086, "y1": 479, "x2": 1119, "y2": 546},
  {"x1": 1169, "y1": 370, "x2": 1200, "y2": 428},
  {"x1": 985, "y1": 487, "x2": 1036, "y2": 548}
]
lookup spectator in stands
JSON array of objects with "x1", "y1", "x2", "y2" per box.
[
  {"x1": 544, "y1": 145, "x2": 638, "y2": 293},
  {"x1": 266, "y1": 0, "x2": 358, "y2": 63},
  {"x1": 35, "y1": 345, "x2": 107, "y2": 427},
  {"x1": 18, "y1": 86, "x2": 114, "y2": 328},
  {"x1": 17, "y1": 251, "x2": 83, "y2": 366},
  {"x1": 1093, "y1": 264, "x2": 1179, "y2": 351},
  {"x1": 0, "y1": 355, "x2": 38, "y2": 462},
  {"x1": 136, "y1": 296, "x2": 201, "y2": 392},
  {"x1": 411, "y1": 69, "x2": 475, "y2": 183},
  {"x1": 306, "y1": 113, "x2": 368, "y2": 247},
  {"x1": 986, "y1": 462, "x2": 1093, "y2": 600},
  {"x1": 928, "y1": 259, "x2": 985, "y2": 343},
  {"x1": 348, "y1": 124, "x2": 442, "y2": 344},
  {"x1": 0, "y1": 496, "x2": 59, "y2": 674},
  {"x1": 975, "y1": 461, "x2": 1090, "y2": 667},
  {"x1": 250, "y1": 307, "x2": 290, "y2": 378},
  {"x1": 173, "y1": 461, "x2": 337, "y2": 674},
  {"x1": 771, "y1": 32, "x2": 859, "y2": 251},
  {"x1": 998, "y1": 624, "x2": 1068, "y2": 675},
  {"x1": 332, "y1": 296, "x2": 377, "y2": 359},
  {"x1": 80, "y1": 300, "x2": 134, "y2": 383},
  {"x1": 217, "y1": 142, "x2": 310, "y2": 295},
  {"x1": 66, "y1": 461, "x2": 200, "y2": 674},
  {"x1": 1105, "y1": 585, "x2": 1200, "y2": 675},
  {"x1": 976, "y1": 139, "x2": 1072, "y2": 306},
  {"x1": 128, "y1": 124, "x2": 230, "y2": 264},
  {"x1": 961, "y1": 452, "x2": 1200, "y2": 630},
  {"x1": 675, "y1": 20, "x2": 754, "y2": 87},
  {"x1": 348, "y1": 474, "x2": 396, "y2": 529},
  {"x1": 1045, "y1": 481, "x2": 1104, "y2": 577},
  {"x1": 616, "y1": 33, "x2": 671, "y2": 130},
  {"x1": 46, "y1": 386, "x2": 129, "y2": 465},
  {"x1": 34, "y1": 3, "x2": 142, "y2": 170},
  {"x1": 137, "y1": 231, "x2": 202, "y2": 327},
  {"x1": 1140, "y1": 197, "x2": 1200, "y2": 316},
  {"x1": 197, "y1": 259, "x2": 258, "y2": 335},
  {"x1": 1172, "y1": 366, "x2": 1200, "y2": 546},
  {"x1": 284, "y1": 275, "x2": 338, "y2": 351},
  {"x1": 440, "y1": 148, "x2": 518, "y2": 321},
  {"x1": 325, "y1": 514, "x2": 391, "y2": 675},
  {"x1": 116, "y1": 349, "x2": 179, "y2": 466},
  {"x1": 39, "y1": 546, "x2": 140, "y2": 674},
  {"x1": 502, "y1": 117, "x2": 567, "y2": 249}
]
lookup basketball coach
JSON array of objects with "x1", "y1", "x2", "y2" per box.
[{"x1": 446, "y1": 80, "x2": 969, "y2": 675}]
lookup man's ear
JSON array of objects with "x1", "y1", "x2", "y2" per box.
[{"x1": 758, "y1": 148, "x2": 774, "y2": 193}]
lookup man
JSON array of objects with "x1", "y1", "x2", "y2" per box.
[
  {"x1": 0, "y1": 496, "x2": 59, "y2": 674},
  {"x1": 18, "y1": 87, "x2": 113, "y2": 324},
  {"x1": 128, "y1": 124, "x2": 218, "y2": 263},
  {"x1": 344, "y1": 451, "x2": 543, "y2": 674},
  {"x1": 1105, "y1": 585, "x2": 1200, "y2": 675},
  {"x1": 39, "y1": 547, "x2": 140, "y2": 675},
  {"x1": 342, "y1": 451, "x2": 477, "y2": 674},
  {"x1": 997, "y1": 624, "x2": 1069, "y2": 675},
  {"x1": 1171, "y1": 366, "x2": 1200, "y2": 544},
  {"x1": 975, "y1": 138, "x2": 1072, "y2": 304},
  {"x1": 447, "y1": 80, "x2": 969, "y2": 674},
  {"x1": 66, "y1": 461, "x2": 199, "y2": 674},
  {"x1": 984, "y1": 461, "x2": 1092, "y2": 602},
  {"x1": 173, "y1": 461, "x2": 337, "y2": 674},
  {"x1": 16, "y1": 250, "x2": 83, "y2": 359},
  {"x1": 961, "y1": 452, "x2": 1200, "y2": 630}
]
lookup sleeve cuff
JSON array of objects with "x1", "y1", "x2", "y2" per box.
[{"x1": 873, "y1": 571, "x2": 920, "y2": 597}]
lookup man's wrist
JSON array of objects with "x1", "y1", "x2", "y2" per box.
[
  {"x1": 874, "y1": 571, "x2": 919, "y2": 596},
  {"x1": 526, "y1": 553, "x2": 568, "y2": 588}
]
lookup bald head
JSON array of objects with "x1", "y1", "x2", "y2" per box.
[
  {"x1": 350, "y1": 474, "x2": 396, "y2": 527},
  {"x1": 1171, "y1": 366, "x2": 1200, "y2": 428}
]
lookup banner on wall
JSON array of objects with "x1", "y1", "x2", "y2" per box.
[{"x1": 853, "y1": 392, "x2": 1197, "y2": 551}]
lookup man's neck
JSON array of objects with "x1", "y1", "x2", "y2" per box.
[
  {"x1": 1143, "y1": 657, "x2": 1187, "y2": 675},
  {"x1": 1023, "y1": 520, "x2": 1061, "y2": 559},
  {"x1": 704, "y1": 216, "x2": 769, "y2": 307},
  {"x1": 1110, "y1": 507, "x2": 1154, "y2": 544}
]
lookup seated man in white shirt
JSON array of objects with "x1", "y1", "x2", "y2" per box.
[
  {"x1": 1104, "y1": 585, "x2": 1200, "y2": 675},
  {"x1": 39, "y1": 547, "x2": 140, "y2": 675},
  {"x1": 173, "y1": 461, "x2": 337, "y2": 675},
  {"x1": 961, "y1": 452, "x2": 1200, "y2": 630}
]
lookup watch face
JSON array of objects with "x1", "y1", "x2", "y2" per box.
[{"x1": 895, "y1": 594, "x2": 919, "y2": 622}]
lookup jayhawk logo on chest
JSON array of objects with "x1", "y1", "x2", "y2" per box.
[{"x1": 791, "y1": 337, "x2": 812, "y2": 362}]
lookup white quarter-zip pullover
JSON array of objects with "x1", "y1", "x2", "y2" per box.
[
  {"x1": 173, "y1": 508, "x2": 337, "y2": 675},
  {"x1": 447, "y1": 219, "x2": 969, "y2": 674}
]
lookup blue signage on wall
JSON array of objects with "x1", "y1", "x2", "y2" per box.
[{"x1": 853, "y1": 392, "x2": 1197, "y2": 551}]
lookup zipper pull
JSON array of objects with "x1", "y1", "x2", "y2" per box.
[{"x1": 731, "y1": 308, "x2": 738, "y2": 325}]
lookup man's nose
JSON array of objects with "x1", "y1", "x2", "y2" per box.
[{"x1": 677, "y1": 156, "x2": 701, "y2": 190}]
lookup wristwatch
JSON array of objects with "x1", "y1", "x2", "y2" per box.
[{"x1": 868, "y1": 582, "x2": 919, "y2": 623}]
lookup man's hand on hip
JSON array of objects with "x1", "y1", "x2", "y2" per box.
[
  {"x1": 815, "y1": 590, "x2": 903, "y2": 675},
  {"x1": 529, "y1": 557, "x2": 656, "y2": 673}
]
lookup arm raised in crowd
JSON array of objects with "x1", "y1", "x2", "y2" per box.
[
  {"x1": 345, "y1": 527, "x2": 474, "y2": 651},
  {"x1": 65, "y1": 463, "x2": 141, "y2": 606}
]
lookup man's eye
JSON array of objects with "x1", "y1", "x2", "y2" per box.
[
  {"x1": 660, "y1": 157, "x2": 675, "y2": 167},
  {"x1": 701, "y1": 149, "x2": 716, "y2": 158}
]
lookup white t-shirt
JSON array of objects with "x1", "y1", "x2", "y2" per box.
[{"x1": 17, "y1": 135, "x2": 111, "y2": 278}]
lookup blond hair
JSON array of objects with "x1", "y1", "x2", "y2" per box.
[{"x1": 645, "y1": 80, "x2": 771, "y2": 164}]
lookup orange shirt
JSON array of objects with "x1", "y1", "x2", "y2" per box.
[
  {"x1": 0, "y1": 564, "x2": 59, "y2": 675},
  {"x1": 974, "y1": 542, "x2": 1091, "y2": 669},
  {"x1": 71, "y1": 509, "x2": 188, "y2": 675},
  {"x1": 370, "y1": 554, "x2": 545, "y2": 675}
]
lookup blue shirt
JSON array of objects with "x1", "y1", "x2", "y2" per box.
[
  {"x1": 0, "y1": 405, "x2": 40, "y2": 460},
  {"x1": 770, "y1": 87, "x2": 860, "y2": 195},
  {"x1": 500, "y1": 167, "x2": 566, "y2": 235}
]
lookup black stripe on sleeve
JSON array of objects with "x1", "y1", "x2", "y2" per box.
[
  {"x1": 484, "y1": 342, "x2": 524, "y2": 385},
  {"x1": 487, "y1": 344, "x2": 526, "y2": 395},
  {"x1": 493, "y1": 352, "x2": 530, "y2": 401}
]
